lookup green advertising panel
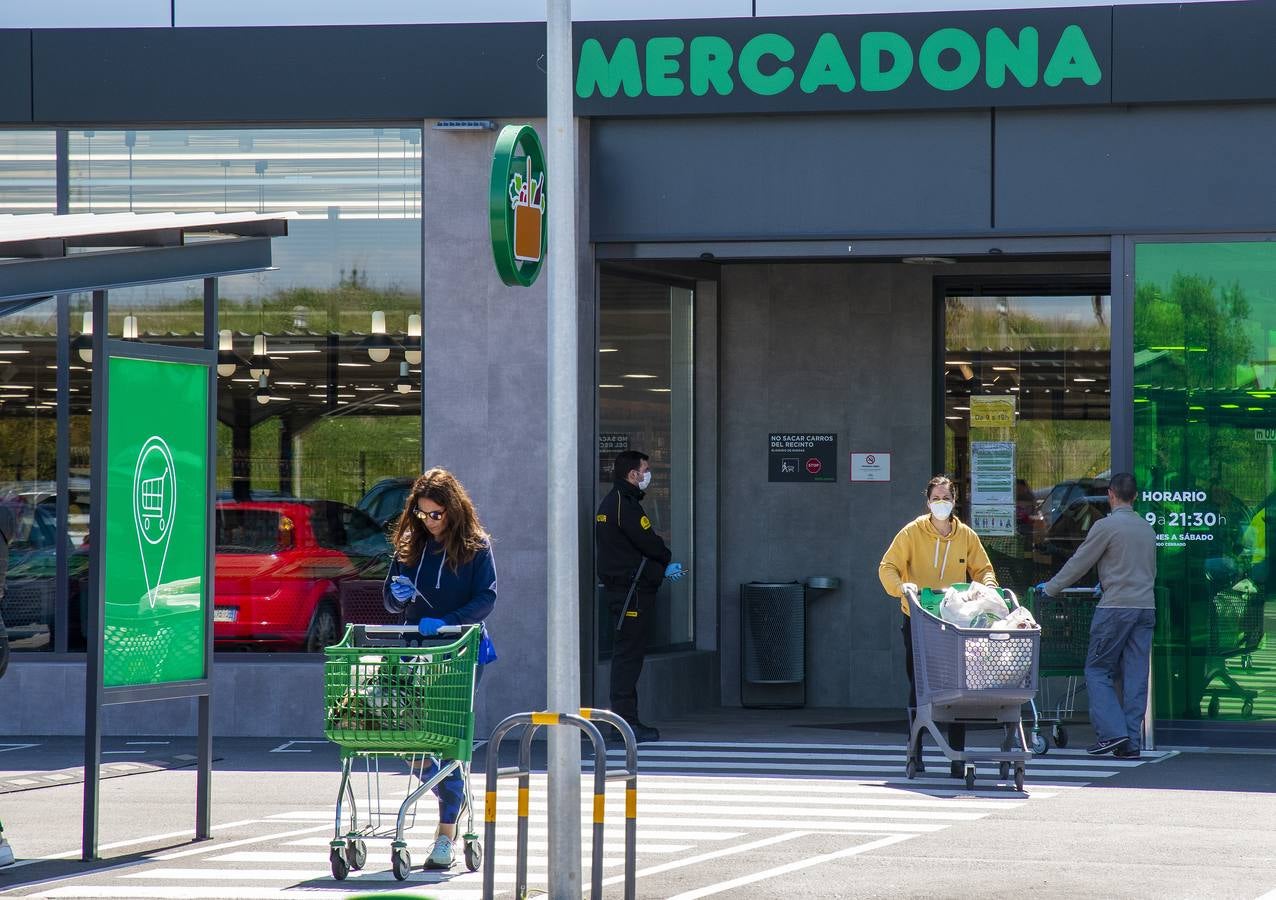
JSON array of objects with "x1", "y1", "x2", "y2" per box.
[{"x1": 104, "y1": 356, "x2": 209, "y2": 686}]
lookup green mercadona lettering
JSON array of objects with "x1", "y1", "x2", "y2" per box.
[{"x1": 577, "y1": 26, "x2": 1101, "y2": 99}]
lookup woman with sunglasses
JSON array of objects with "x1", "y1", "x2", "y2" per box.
[{"x1": 383, "y1": 467, "x2": 497, "y2": 871}]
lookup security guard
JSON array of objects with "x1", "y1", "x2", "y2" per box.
[{"x1": 596, "y1": 450, "x2": 684, "y2": 743}]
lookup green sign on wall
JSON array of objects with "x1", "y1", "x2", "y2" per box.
[
  {"x1": 104, "y1": 356, "x2": 209, "y2": 687},
  {"x1": 489, "y1": 124, "x2": 546, "y2": 287}
]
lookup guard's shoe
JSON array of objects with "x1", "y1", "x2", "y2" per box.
[
  {"x1": 1086, "y1": 736, "x2": 1129, "y2": 756},
  {"x1": 1113, "y1": 744, "x2": 1141, "y2": 760},
  {"x1": 423, "y1": 835, "x2": 454, "y2": 870},
  {"x1": 0, "y1": 835, "x2": 14, "y2": 868},
  {"x1": 627, "y1": 721, "x2": 661, "y2": 743}
]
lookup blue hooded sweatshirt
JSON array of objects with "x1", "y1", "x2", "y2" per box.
[{"x1": 383, "y1": 538, "x2": 497, "y2": 628}]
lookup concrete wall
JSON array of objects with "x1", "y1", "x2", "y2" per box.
[{"x1": 717, "y1": 260, "x2": 1107, "y2": 709}]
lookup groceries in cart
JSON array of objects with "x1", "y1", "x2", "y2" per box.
[{"x1": 938, "y1": 583, "x2": 1039, "y2": 630}]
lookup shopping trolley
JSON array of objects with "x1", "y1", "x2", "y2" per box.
[
  {"x1": 903, "y1": 584, "x2": 1039, "y2": 791},
  {"x1": 1021, "y1": 586, "x2": 1101, "y2": 753},
  {"x1": 323, "y1": 623, "x2": 482, "y2": 881},
  {"x1": 1201, "y1": 578, "x2": 1264, "y2": 718}
]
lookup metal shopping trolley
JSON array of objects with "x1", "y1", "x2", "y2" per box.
[
  {"x1": 903, "y1": 585, "x2": 1039, "y2": 791},
  {"x1": 1021, "y1": 586, "x2": 1101, "y2": 753},
  {"x1": 323, "y1": 623, "x2": 482, "y2": 881},
  {"x1": 1201, "y1": 578, "x2": 1265, "y2": 718}
]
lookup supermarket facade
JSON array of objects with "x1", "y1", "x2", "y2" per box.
[{"x1": 2, "y1": 0, "x2": 1276, "y2": 748}]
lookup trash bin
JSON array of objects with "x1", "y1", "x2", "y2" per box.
[{"x1": 740, "y1": 581, "x2": 806, "y2": 708}]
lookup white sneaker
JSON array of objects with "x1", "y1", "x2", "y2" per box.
[
  {"x1": 0, "y1": 836, "x2": 15, "y2": 867},
  {"x1": 424, "y1": 834, "x2": 454, "y2": 870}
]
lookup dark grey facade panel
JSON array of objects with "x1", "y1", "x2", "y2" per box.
[
  {"x1": 995, "y1": 103, "x2": 1276, "y2": 234},
  {"x1": 30, "y1": 24, "x2": 548, "y2": 124},
  {"x1": 1113, "y1": 1, "x2": 1276, "y2": 105},
  {"x1": 589, "y1": 112, "x2": 991, "y2": 242},
  {"x1": 0, "y1": 31, "x2": 32, "y2": 123}
]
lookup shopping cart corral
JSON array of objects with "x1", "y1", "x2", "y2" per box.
[
  {"x1": 1022, "y1": 586, "x2": 1101, "y2": 753},
  {"x1": 323, "y1": 623, "x2": 482, "y2": 881},
  {"x1": 904, "y1": 585, "x2": 1039, "y2": 791}
]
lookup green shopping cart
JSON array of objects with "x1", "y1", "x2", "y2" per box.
[{"x1": 323, "y1": 623, "x2": 482, "y2": 881}]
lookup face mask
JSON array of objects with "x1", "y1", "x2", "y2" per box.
[
  {"x1": 637, "y1": 471, "x2": 652, "y2": 491},
  {"x1": 929, "y1": 500, "x2": 954, "y2": 521}
]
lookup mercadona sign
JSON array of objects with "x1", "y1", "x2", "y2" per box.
[{"x1": 574, "y1": 11, "x2": 1109, "y2": 115}]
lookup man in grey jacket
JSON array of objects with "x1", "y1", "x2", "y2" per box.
[{"x1": 1038, "y1": 472, "x2": 1156, "y2": 759}]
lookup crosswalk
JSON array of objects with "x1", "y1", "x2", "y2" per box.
[{"x1": 19, "y1": 740, "x2": 1165, "y2": 899}]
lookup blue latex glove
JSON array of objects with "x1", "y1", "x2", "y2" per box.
[
  {"x1": 417, "y1": 617, "x2": 445, "y2": 637},
  {"x1": 390, "y1": 578, "x2": 414, "y2": 601},
  {"x1": 1033, "y1": 582, "x2": 1049, "y2": 597},
  {"x1": 665, "y1": 562, "x2": 686, "y2": 581}
]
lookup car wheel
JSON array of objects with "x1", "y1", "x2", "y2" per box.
[{"x1": 305, "y1": 598, "x2": 341, "y2": 652}]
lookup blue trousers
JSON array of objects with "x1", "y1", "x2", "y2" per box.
[
  {"x1": 1085, "y1": 607, "x2": 1155, "y2": 749},
  {"x1": 417, "y1": 663, "x2": 484, "y2": 824}
]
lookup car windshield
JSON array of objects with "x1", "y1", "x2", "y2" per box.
[{"x1": 217, "y1": 510, "x2": 281, "y2": 553}]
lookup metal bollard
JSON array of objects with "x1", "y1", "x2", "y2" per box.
[{"x1": 482, "y1": 708, "x2": 638, "y2": 900}]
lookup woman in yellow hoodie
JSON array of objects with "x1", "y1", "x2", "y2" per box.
[{"x1": 878, "y1": 474, "x2": 997, "y2": 776}]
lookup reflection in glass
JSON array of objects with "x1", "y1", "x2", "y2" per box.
[
  {"x1": 596, "y1": 272, "x2": 695, "y2": 655},
  {"x1": 1134, "y1": 242, "x2": 1276, "y2": 726}
]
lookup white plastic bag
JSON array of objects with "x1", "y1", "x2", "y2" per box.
[
  {"x1": 993, "y1": 606, "x2": 1039, "y2": 630},
  {"x1": 939, "y1": 583, "x2": 1010, "y2": 628}
]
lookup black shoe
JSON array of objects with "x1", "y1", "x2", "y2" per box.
[
  {"x1": 627, "y1": 722, "x2": 660, "y2": 743},
  {"x1": 1086, "y1": 736, "x2": 1130, "y2": 756},
  {"x1": 1113, "y1": 745, "x2": 1141, "y2": 760}
]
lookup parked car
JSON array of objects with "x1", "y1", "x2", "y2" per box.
[
  {"x1": 1034, "y1": 494, "x2": 1110, "y2": 573},
  {"x1": 356, "y1": 476, "x2": 413, "y2": 528},
  {"x1": 1037, "y1": 477, "x2": 1110, "y2": 533},
  {"x1": 213, "y1": 499, "x2": 390, "y2": 651}
]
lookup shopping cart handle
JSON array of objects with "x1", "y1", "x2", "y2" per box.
[{"x1": 436, "y1": 625, "x2": 464, "y2": 635}]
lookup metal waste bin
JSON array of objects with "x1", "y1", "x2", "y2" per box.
[{"x1": 741, "y1": 581, "x2": 806, "y2": 708}]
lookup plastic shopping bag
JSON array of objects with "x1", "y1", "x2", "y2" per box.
[
  {"x1": 939, "y1": 583, "x2": 1010, "y2": 628},
  {"x1": 993, "y1": 606, "x2": 1040, "y2": 630}
]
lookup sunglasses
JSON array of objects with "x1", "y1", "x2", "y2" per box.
[{"x1": 413, "y1": 508, "x2": 445, "y2": 521}]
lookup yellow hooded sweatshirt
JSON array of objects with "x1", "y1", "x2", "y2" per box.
[{"x1": 878, "y1": 514, "x2": 997, "y2": 615}]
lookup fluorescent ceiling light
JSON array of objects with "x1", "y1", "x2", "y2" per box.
[{"x1": 621, "y1": 373, "x2": 657, "y2": 379}]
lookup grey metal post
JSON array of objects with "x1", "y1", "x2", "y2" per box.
[
  {"x1": 82, "y1": 289, "x2": 108, "y2": 860},
  {"x1": 198, "y1": 277, "x2": 217, "y2": 840},
  {"x1": 54, "y1": 130, "x2": 70, "y2": 654},
  {"x1": 545, "y1": 0, "x2": 582, "y2": 898}
]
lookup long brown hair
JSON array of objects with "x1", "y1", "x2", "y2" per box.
[{"x1": 391, "y1": 468, "x2": 489, "y2": 569}]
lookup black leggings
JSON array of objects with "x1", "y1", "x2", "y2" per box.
[{"x1": 901, "y1": 619, "x2": 965, "y2": 753}]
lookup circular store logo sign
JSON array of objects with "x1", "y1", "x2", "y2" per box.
[{"x1": 489, "y1": 124, "x2": 547, "y2": 288}]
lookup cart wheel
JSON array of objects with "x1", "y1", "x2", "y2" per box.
[
  {"x1": 345, "y1": 839, "x2": 366, "y2": 871},
  {"x1": 392, "y1": 847, "x2": 412, "y2": 881},
  {"x1": 964, "y1": 766, "x2": 976, "y2": 791},
  {"x1": 1208, "y1": 696, "x2": 1220, "y2": 718},
  {"x1": 905, "y1": 758, "x2": 917, "y2": 780},
  {"x1": 329, "y1": 848, "x2": 350, "y2": 881},
  {"x1": 1014, "y1": 766, "x2": 1025, "y2": 792},
  {"x1": 465, "y1": 839, "x2": 482, "y2": 872},
  {"x1": 1030, "y1": 732, "x2": 1048, "y2": 756},
  {"x1": 1053, "y1": 726, "x2": 1069, "y2": 749},
  {"x1": 1242, "y1": 699, "x2": 1255, "y2": 718}
]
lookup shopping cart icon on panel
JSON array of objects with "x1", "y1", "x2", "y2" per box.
[{"x1": 141, "y1": 470, "x2": 168, "y2": 534}]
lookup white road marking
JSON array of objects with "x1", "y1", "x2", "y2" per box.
[
  {"x1": 125, "y1": 741, "x2": 171, "y2": 746},
  {"x1": 267, "y1": 741, "x2": 328, "y2": 754},
  {"x1": 665, "y1": 832, "x2": 917, "y2": 899},
  {"x1": 0, "y1": 743, "x2": 40, "y2": 753}
]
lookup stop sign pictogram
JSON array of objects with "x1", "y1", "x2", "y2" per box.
[{"x1": 806, "y1": 458, "x2": 823, "y2": 475}]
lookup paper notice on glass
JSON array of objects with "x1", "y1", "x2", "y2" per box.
[
  {"x1": 971, "y1": 504, "x2": 1015, "y2": 536},
  {"x1": 970, "y1": 441, "x2": 1015, "y2": 505}
]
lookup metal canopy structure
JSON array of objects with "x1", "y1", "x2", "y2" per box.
[
  {"x1": 0, "y1": 211, "x2": 288, "y2": 311},
  {"x1": 0, "y1": 211, "x2": 288, "y2": 861}
]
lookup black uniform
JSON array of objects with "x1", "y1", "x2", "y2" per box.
[{"x1": 595, "y1": 479, "x2": 672, "y2": 725}]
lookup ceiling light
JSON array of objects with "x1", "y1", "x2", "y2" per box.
[
  {"x1": 394, "y1": 361, "x2": 414, "y2": 394},
  {"x1": 953, "y1": 405, "x2": 970, "y2": 411},
  {"x1": 217, "y1": 330, "x2": 243, "y2": 378},
  {"x1": 122, "y1": 315, "x2": 139, "y2": 341},
  {"x1": 992, "y1": 366, "x2": 1016, "y2": 372},
  {"x1": 1074, "y1": 377, "x2": 1096, "y2": 383},
  {"x1": 404, "y1": 313, "x2": 422, "y2": 365},
  {"x1": 362, "y1": 310, "x2": 399, "y2": 363},
  {"x1": 249, "y1": 334, "x2": 271, "y2": 379},
  {"x1": 253, "y1": 373, "x2": 272, "y2": 405},
  {"x1": 599, "y1": 346, "x2": 619, "y2": 353},
  {"x1": 621, "y1": 373, "x2": 657, "y2": 379},
  {"x1": 598, "y1": 384, "x2": 623, "y2": 388},
  {"x1": 648, "y1": 388, "x2": 671, "y2": 393},
  {"x1": 339, "y1": 362, "x2": 371, "y2": 368}
]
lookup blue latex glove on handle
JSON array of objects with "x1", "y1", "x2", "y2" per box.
[
  {"x1": 390, "y1": 578, "x2": 415, "y2": 602},
  {"x1": 1033, "y1": 582, "x2": 1049, "y2": 597},
  {"x1": 665, "y1": 562, "x2": 686, "y2": 581},
  {"x1": 417, "y1": 617, "x2": 445, "y2": 637}
]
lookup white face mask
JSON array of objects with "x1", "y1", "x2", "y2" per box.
[
  {"x1": 637, "y1": 470, "x2": 652, "y2": 491},
  {"x1": 928, "y1": 500, "x2": 954, "y2": 521}
]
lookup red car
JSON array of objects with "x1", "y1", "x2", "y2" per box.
[{"x1": 214, "y1": 500, "x2": 390, "y2": 651}]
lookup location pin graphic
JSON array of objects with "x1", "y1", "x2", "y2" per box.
[{"x1": 133, "y1": 436, "x2": 177, "y2": 610}]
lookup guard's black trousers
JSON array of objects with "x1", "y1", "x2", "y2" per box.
[{"x1": 604, "y1": 587, "x2": 655, "y2": 724}]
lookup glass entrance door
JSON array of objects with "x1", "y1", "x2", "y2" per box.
[{"x1": 1132, "y1": 239, "x2": 1276, "y2": 741}]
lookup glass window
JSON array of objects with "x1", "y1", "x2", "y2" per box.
[
  {"x1": 944, "y1": 292, "x2": 1112, "y2": 591},
  {"x1": 1134, "y1": 241, "x2": 1276, "y2": 727},
  {"x1": 0, "y1": 130, "x2": 56, "y2": 214},
  {"x1": 596, "y1": 271, "x2": 695, "y2": 655},
  {"x1": 68, "y1": 127, "x2": 421, "y2": 653}
]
